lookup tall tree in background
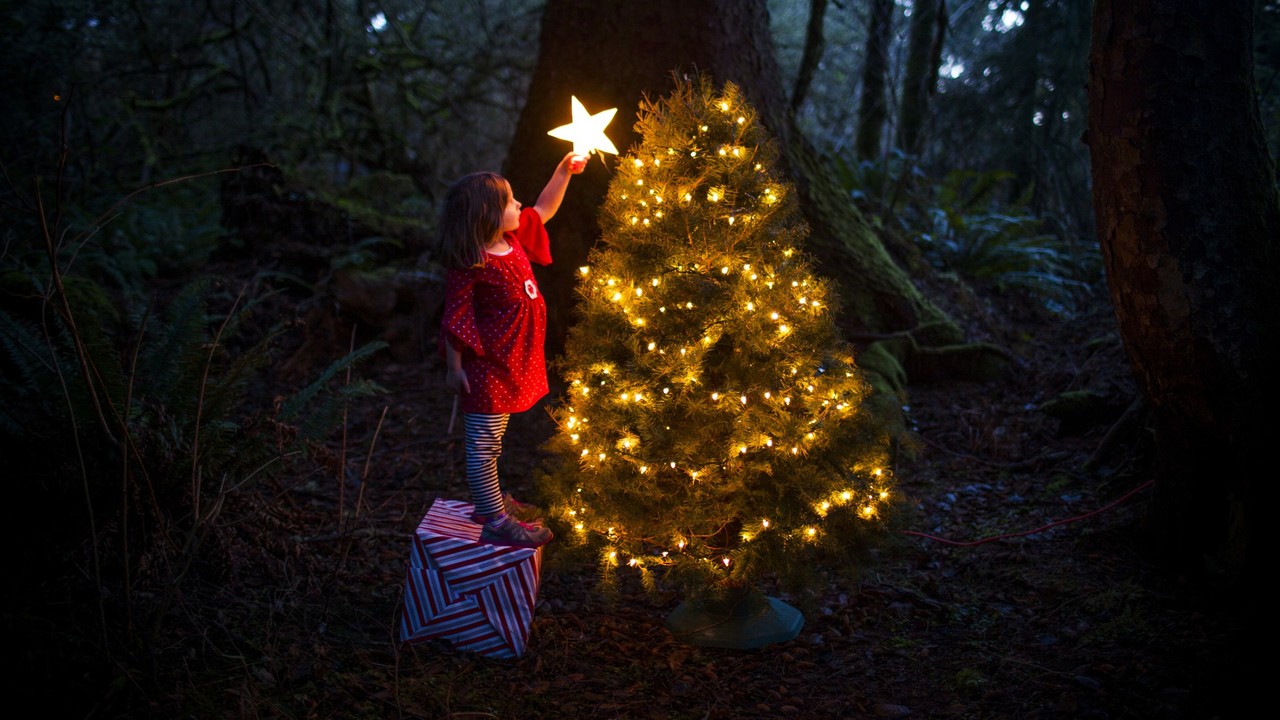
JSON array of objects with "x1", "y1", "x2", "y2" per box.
[
  {"x1": 790, "y1": 0, "x2": 828, "y2": 112},
  {"x1": 1088, "y1": 0, "x2": 1275, "y2": 590},
  {"x1": 897, "y1": 0, "x2": 946, "y2": 155},
  {"x1": 855, "y1": 0, "x2": 894, "y2": 161},
  {"x1": 505, "y1": 0, "x2": 977, "y2": 401}
]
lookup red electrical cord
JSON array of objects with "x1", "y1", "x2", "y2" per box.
[{"x1": 899, "y1": 479, "x2": 1154, "y2": 547}]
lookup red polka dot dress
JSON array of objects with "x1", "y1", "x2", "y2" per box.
[{"x1": 441, "y1": 207, "x2": 551, "y2": 414}]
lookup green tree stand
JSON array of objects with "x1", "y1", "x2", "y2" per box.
[{"x1": 665, "y1": 588, "x2": 803, "y2": 649}]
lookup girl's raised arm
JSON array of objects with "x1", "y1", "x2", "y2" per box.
[{"x1": 532, "y1": 152, "x2": 588, "y2": 223}]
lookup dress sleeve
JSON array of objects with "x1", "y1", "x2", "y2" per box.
[
  {"x1": 440, "y1": 268, "x2": 485, "y2": 356},
  {"x1": 511, "y1": 206, "x2": 551, "y2": 266}
]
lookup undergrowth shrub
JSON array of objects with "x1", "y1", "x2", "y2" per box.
[
  {"x1": 834, "y1": 155, "x2": 1098, "y2": 316},
  {"x1": 1, "y1": 174, "x2": 387, "y2": 671}
]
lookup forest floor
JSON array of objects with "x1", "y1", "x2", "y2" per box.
[{"x1": 62, "y1": 274, "x2": 1252, "y2": 719}]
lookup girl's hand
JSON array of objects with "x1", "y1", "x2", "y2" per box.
[
  {"x1": 565, "y1": 152, "x2": 588, "y2": 175},
  {"x1": 445, "y1": 367, "x2": 470, "y2": 395}
]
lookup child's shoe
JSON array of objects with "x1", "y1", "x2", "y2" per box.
[
  {"x1": 470, "y1": 492, "x2": 544, "y2": 524},
  {"x1": 479, "y1": 514, "x2": 553, "y2": 549}
]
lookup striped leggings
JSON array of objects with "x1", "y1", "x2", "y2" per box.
[{"x1": 463, "y1": 412, "x2": 510, "y2": 517}]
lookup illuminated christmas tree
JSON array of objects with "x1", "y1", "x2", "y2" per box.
[{"x1": 540, "y1": 77, "x2": 896, "y2": 603}]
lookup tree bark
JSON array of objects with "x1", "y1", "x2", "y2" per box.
[
  {"x1": 791, "y1": 0, "x2": 828, "y2": 112},
  {"x1": 896, "y1": 0, "x2": 945, "y2": 155},
  {"x1": 855, "y1": 0, "x2": 894, "y2": 161},
  {"x1": 1088, "y1": 0, "x2": 1276, "y2": 588},
  {"x1": 505, "y1": 0, "x2": 961, "y2": 369}
]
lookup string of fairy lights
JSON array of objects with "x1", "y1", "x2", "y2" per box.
[{"x1": 548, "y1": 87, "x2": 893, "y2": 577}]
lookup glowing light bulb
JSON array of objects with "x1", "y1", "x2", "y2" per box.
[
  {"x1": 722, "y1": 557, "x2": 731, "y2": 567},
  {"x1": 762, "y1": 519, "x2": 770, "y2": 528},
  {"x1": 806, "y1": 527, "x2": 817, "y2": 537},
  {"x1": 579, "y1": 266, "x2": 590, "y2": 276}
]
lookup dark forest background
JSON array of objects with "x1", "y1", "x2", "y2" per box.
[{"x1": 2, "y1": 1, "x2": 1275, "y2": 717}]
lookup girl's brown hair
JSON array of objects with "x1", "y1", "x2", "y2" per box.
[{"x1": 439, "y1": 172, "x2": 510, "y2": 269}]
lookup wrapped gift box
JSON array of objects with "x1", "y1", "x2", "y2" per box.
[{"x1": 400, "y1": 498, "x2": 543, "y2": 658}]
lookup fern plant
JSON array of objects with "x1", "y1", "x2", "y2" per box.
[{"x1": 832, "y1": 157, "x2": 1097, "y2": 315}]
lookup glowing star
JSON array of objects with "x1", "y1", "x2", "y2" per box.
[{"x1": 547, "y1": 96, "x2": 618, "y2": 156}]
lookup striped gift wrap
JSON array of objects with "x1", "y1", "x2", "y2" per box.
[{"x1": 400, "y1": 498, "x2": 543, "y2": 658}]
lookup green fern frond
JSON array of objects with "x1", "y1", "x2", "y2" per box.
[{"x1": 278, "y1": 341, "x2": 388, "y2": 442}]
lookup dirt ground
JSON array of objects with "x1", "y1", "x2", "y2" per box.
[{"x1": 39, "y1": 277, "x2": 1252, "y2": 719}]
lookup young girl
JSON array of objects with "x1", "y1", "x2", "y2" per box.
[{"x1": 439, "y1": 152, "x2": 587, "y2": 548}]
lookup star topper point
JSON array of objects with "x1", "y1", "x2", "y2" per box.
[{"x1": 547, "y1": 95, "x2": 618, "y2": 157}]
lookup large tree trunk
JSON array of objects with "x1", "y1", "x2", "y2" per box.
[
  {"x1": 855, "y1": 0, "x2": 894, "y2": 161},
  {"x1": 1088, "y1": 0, "x2": 1276, "y2": 590},
  {"x1": 505, "y1": 0, "x2": 964, "y2": 377}
]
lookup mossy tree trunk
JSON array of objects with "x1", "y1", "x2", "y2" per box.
[
  {"x1": 504, "y1": 0, "x2": 967, "y2": 388},
  {"x1": 1088, "y1": 0, "x2": 1277, "y2": 589}
]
